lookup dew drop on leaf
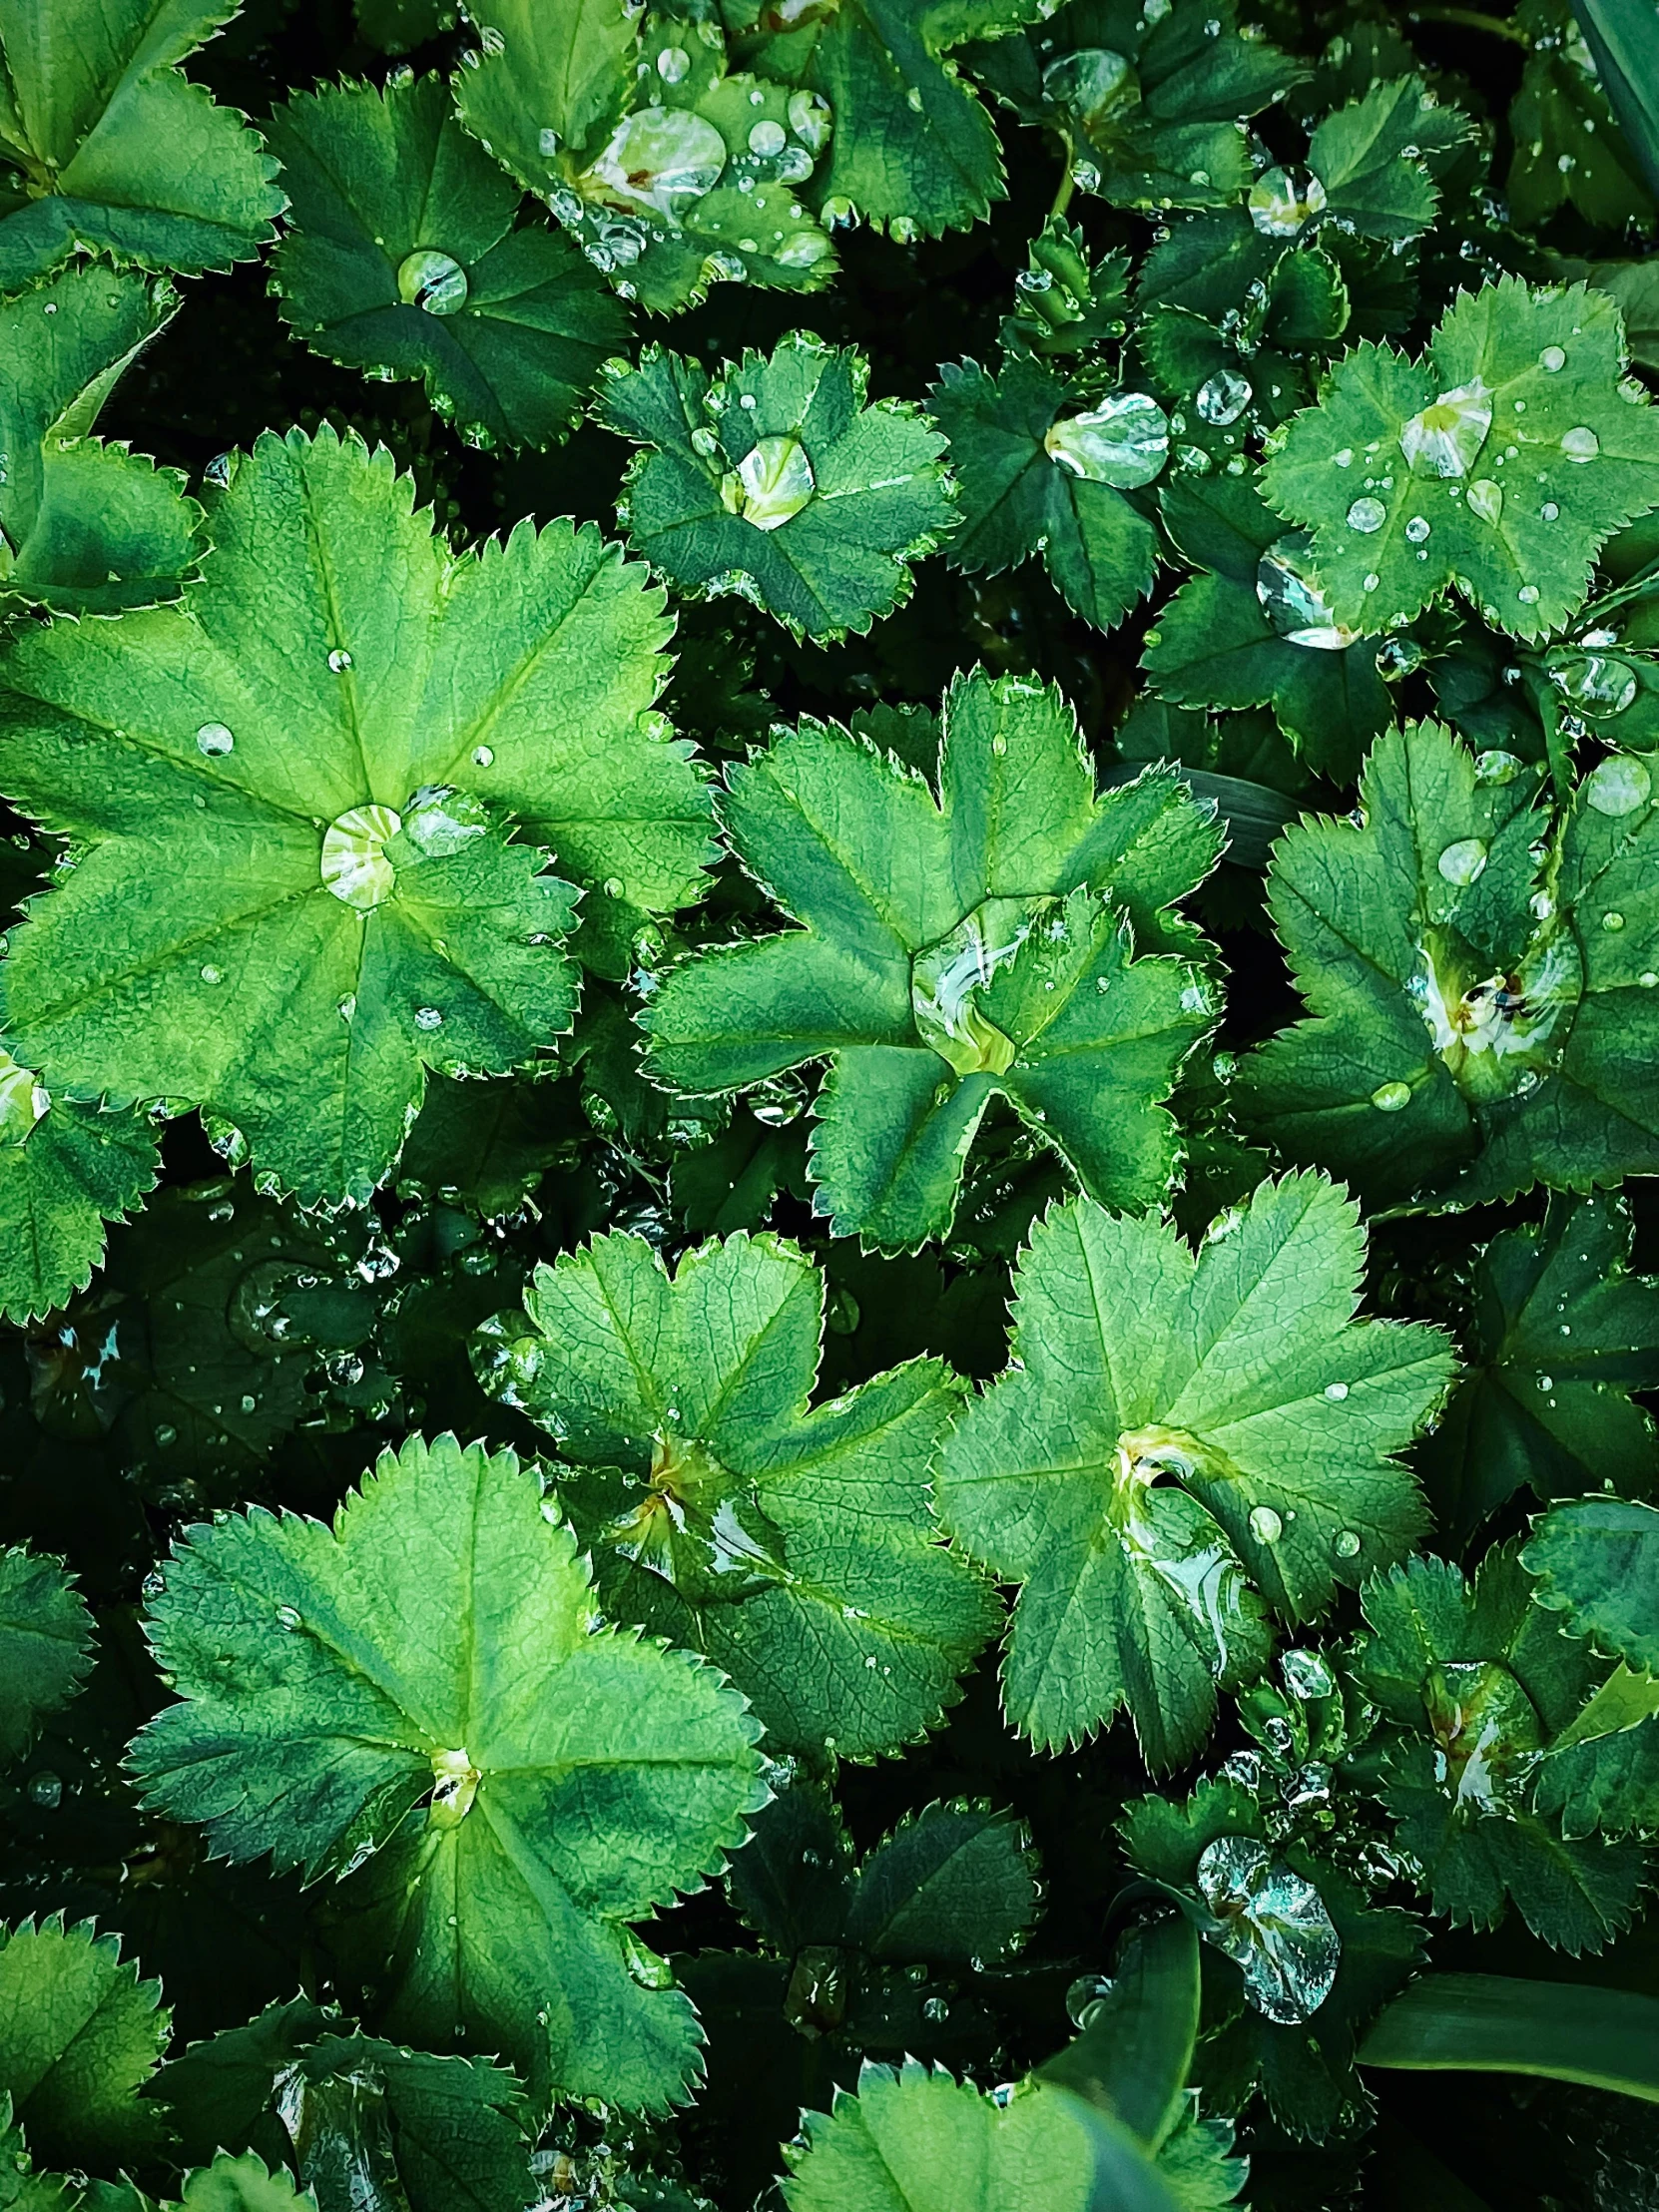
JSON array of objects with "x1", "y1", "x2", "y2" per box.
[
  {"x1": 1195, "y1": 1835, "x2": 1341, "y2": 2022},
  {"x1": 1347, "y1": 497, "x2": 1385, "y2": 533},
  {"x1": 1585, "y1": 752, "x2": 1651, "y2": 815},
  {"x1": 1371, "y1": 1080, "x2": 1411, "y2": 1111},
  {"x1": 1248, "y1": 1505, "x2": 1283, "y2": 1544},
  {"x1": 1436, "y1": 836, "x2": 1487, "y2": 885},
  {"x1": 196, "y1": 722, "x2": 235, "y2": 757}
]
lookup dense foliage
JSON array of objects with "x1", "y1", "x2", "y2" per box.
[{"x1": 3, "y1": 0, "x2": 1659, "y2": 2204}]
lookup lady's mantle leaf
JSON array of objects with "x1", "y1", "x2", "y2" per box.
[
  {"x1": 269, "y1": 77, "x2": 629, "y2": 452},
  {"x1": 456, "y1": 0, "x2": 836, "y2": 312},
  {"x1": 1142, "y1": 468, "x2": 1387, "y2": 783},
  {"x1": 936, "y1": 1172, "x2": 1451, "y2": 1765},
  {"x1": 0, "y1": 265, "x2": 200, "y2": 616},
  {"x1": 1350, "y1": 1546, "x2": 1648, "y2": 1953},
  {"x1": 1525, "y1": 1493, "x2": 1659, "y2": 1672},
  {"x1": 1261, "y1": 276, "x2": 1659, "y2": 641},
  {"x1": 0, "y1": 0, "x2": 284, "y2": 289},
  {"x1": 0, "y1": 1051, "x2": 159, "y2": 1325},
  {"x1": 131, "y1": 1433, "x2": 768, "y2": 2111},
  {"x1": 473, "y1": 1230, "x2": 995, "y2": 1760},
  {"x1": 1234, "y1": 720, "x2": 1659, "y2": 1211},
  {"x1": 0, "y1": 1916, "x2": 169, "y2": 2170},
  {"x1": 602, "y1": 334, "x2": 955, "y2": 643},
  {"x1": 0, "y1": 423, "x2": 712, "y2": 1205},
  {"x1": 642, "y1": 669, "x2": 1222, "y2": 1249},
  {"x1": 1508, "y1": 0, "x2": 1654, "y2": 233},
  {"x1": 930, "y1": 356, "x2": 1165, "y2": 634},
  {"x1": 0, "y1": 1546, "x2": 93, "y2": 1764},
  {"x1": 782, "y1": 2060, "x2": 1153, "y2": 2212},
  {"x1": 1418, "y1": 1193, "x2": 1659, "y2": 1543},
  {"x1": 1119, "y1": 1781, "x2": 1423, "y2": 2141}
]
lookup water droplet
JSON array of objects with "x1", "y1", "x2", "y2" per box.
[
  {"x1": 1474, "y1": 749, "x2": 1523, "y2": 784},
  {"x1": 199, "y1": 964, "x2": 224, "y2": 984},
  {"x1": 1196, "y1": 369, "x2": 1252, "y2": 426},
  {"x1": 26, "y1": 1771, "x2": 62, "y2": 1809},
  {"x1": 657, "y1": 43, "x2": 691, "y2": 81},
  {"x1": 602, "y1": 875, "x2": 625, "y2": 898},
  {"x1": 1256, "y1": 534, "x2": 1357, "y2": 648},
  {"x1": 1282, "y1": 1648, "x2": 1336, "y2": 1700},
  {"x1": 414, "y1": 1006, "x2": 443, "y2": 1030},
  {"x1": 1044, "y1": 391, "x2": 1169, "y2": 488},
  {"x1": 1585, "y1": 752, "x2": 1651, "y2": 815},
  {"x1": 1437, "y1": 836, "x2": 1487, "y2": 886},
  {"x1": 1517, "y1": 584, "x2": 1541, "y2": 605},
  {"x1": 1324, "y1": 1381, "x2": 1349, "y2": 1401},
  {"x1": 397, "y1": 248, "x2": 468, "y2": 315},
  {"x1": 1248, "y1": 1504, "x2": 1283, "y2": 1544},
  {"x1": 1248, "y1": 165, "x2": 1328, "y2": 237},
  {"x1": 320, "y1": 804, "x2": 401, "y2": 909},
  {"x1": 1371, "y1": 1079, "x2": 1411, "y2": 1112},
  {"x1": 196, "y1": 722, "x2": 235, "y2": 757},
  {"x1": 1399, "y1": 378, "x2": 1493, "y2": 477},
  {"x1": 1347, "y1": 496, "x2": 1385, "y2": 533},
  {"x1": 1540, "y1": 500, "x2": 1560, "y2": 521},
  {"x1": 1603, "y1": 910, "x2": 1625, "y2": 931},
  {"x1": 584, "y1": 105, "x2": 726, "y2": 221},
  {"x1": 719, "y1": 432, "x2": 816, "y2": 530},
  {"x1": 1466, "y1": 478, "x2": 1503, "y2": 525},
  {"x1": 1334, "y1": 1529, "x2": 1362, "y2": 1558},
  {"x1": 1404, "y1": 515, "x2": 1430, "y2": 543},
  {"x1": 1561, "y1": 425, "x2": 1600, "y2": 461},
  {"x1": 1539, "y1": 344, "x2": 1567, "y2": 372},
  {"x1": 1195, "y1": 1835, "x2": 1341, "y2": 2023},
  {"x1": 276, "y1": 1604, "x2": 302, "y2": 1630},
  {"x1": 749, "y1": 118, "x2": 787, "y2": 158}
]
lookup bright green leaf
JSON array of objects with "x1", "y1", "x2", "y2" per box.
[
  {"x1": 936, "y1": 1172, "x2": 1451, "y2": 1762},
  {"x1": 130, "y1": 1433, "x2": 767, "y2": 2110},
  {"x1": 0, "y1": 1917, "x2": 169, "y2": 2171},
  {"x1": 0, "y1": 1062, "x2": 159, "y2": 1325}
]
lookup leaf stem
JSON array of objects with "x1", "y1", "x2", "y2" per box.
[
  {"x1": 1536, "y1": 674, "x2": 1574, "y2": 798},
  {"x1": 1050, "y1": 131, "x2": 1077, "y2": 222},
  {"x1": 1405, "y1": 5, "x2": 1532, "y2": 43}
]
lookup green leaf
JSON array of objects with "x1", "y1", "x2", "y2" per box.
[
  {"x1": 0, "y1": 2096, "x2": 79, "y2": 2212},
  {"x1": 840, "y1": 1801, "x2": 1038, "y2": 1965},
  {"x1": 1533, "y1": 1704, "x2": 1659, "y2": 1839},
  {"x1": 724, "y1": 0, "x2": 1026, "y2": 238},
  {"x1": 972, "y1": 0, "x2": 1304, "y2": 217},
  {"x1": 1036, "y1": 1916, "x2": 1200, "y2": 2149},
  {"x1": 130, "y1": 1433, "x2": 767, "y2": 2110},
  {"x1": 1305, "y1": 76, "x2": 1471, "y2": 243},
  {"x1": 929, "y1": 356, "x2": 1164, "y2": 634},
  {"x1": 999, "y1": 217, "x2": 1130, "y2": 375},
  {"x1": 268, "y1": 78, "x2": 628, "y2": 452},
  {"x1": 1510, "y1": 0, "x2": 1655, "y2": 231},
  {"x1": 780, "y1": 2060, "x2": 1180, "y2": 2212},
  {"x1": 174, "y1": 2155, "x2": 308, "y2": 2212},
  {"x1": 642, "y1": 669, "x2": 1221, "y2": 1248},
  {"x1": 153, "y1": 1996, "x2": 331, "y2": 2167},
  {"x1": 0, "y1": 1548, "x2": 92, "y2": 1766},
  {"x1": 0, "y1": 265, "x2": 199, "y2": 618},
  {"x1": 936, "y1": 1171, "x2": 1450, "y2": 1762},
  {"x1": 1144, "y1": 469, "x2": 1389, "y2": 781},
  {"x1": 1360, "y1": 1971, "x2": 1659, "y2": 2102},
  {"x1": 1565, "y1": 0, "x2": 1659, "y2": 208},
  {"x1": 456, "y1": 3, "x2": 837, "y2": 311},
  {"x1": 601, "y1": 335, "x2": 954, "y2": 643},
  {"x1": 473, "y1": 1230, "x2": 994, "y2": 1759},
  {"x1": 0, "y1": 422, "x2": 714, "y2": 1205},
  {"x1": 282, "y1": 2034, "x2": 538, "y2": 2212},
  {"x1": 1526, "y1": 1494, "x2": 1659, "y2": 1671},
  {"x1": 397, "y1": 1069, "x2": 585, "y2": 1216},
  {"x1": 1260, "y1": 276, "x2": 1659, "y2": 641},
  {"x1": 1417, "y1": 1193, "x2": 1659, "y2": 1543},
  {"x1": 0, "y1": 1060, "x2": 159, "y2": 1325},
  {"x1": 1350, "y1": 1545, "x2": 1648, "y2": 1952},
  {"x1": 1234, "y1": 719, "x2": 1659, "y2": 1211},
  {"x1": 0, "y1": 1917, "x2": 169, "y2": 2171},
  {"x1": 0, "y1": 0, "x2": 283, "y2": 287},
  {"x1": 1118, "y1": 1781, "x2": 1424, "y2": 2141}
]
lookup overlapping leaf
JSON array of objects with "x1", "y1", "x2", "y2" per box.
[
  {"x1": 131, "y1": 1433, "x2": 768, "y2": 2109},
  {"x1": 1261, "y1": 277, "x2": 1659, "y2": 640},
  {"x1": 0, "y1": 0, "x2": 283, "y2": 288},
  {"x1": 1236, "y1": 720, "x2": 1659, "y2": 1210},
  {"x1": 0, "y1": 424, "x2": 712, "y2": 1204},
  {"x1": 0, "y1": 1548, "x2": 92, "y2": 1764},
  {"x1": 0, "y1": 1056, "x2": 159, "y2": 1325},
  {"x1": 474, "y1": 1230, "x2": 995, "y2": 1759},
  {"x1": 642, "y1": 669, "x2": 1222, "y2": 1248},
  {"x1": 0, "y1": 1916, "x2": 169, "y2": 2169},
  {"x1": 602, "y1": 334, "x2": 954, "y2": 641},
  {"x1": 269, "y1": 78, "x2": 628, "y2": 450},
  {"x1": 936, "y1": 1172, "x2": 1451, "y2": 1764}
]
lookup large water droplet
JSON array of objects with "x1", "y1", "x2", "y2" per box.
[
  {"x1": 1371, "y1": 1080, "x2": 1411, "y2": 1112},
  {"x1": 657, "y1": 44, "x2": 691, "y2": 82},
  {"x1": 397, "y1": 248, "x2": 468, "y2": 314},
  {"x1": 1552, "y1": 654, "x2": 1639, "y2": 718},
  {"x1": 1281, "y1": 1648, "x2": 1336, "y2": 1701},
  {"x1": 320, "y1": 804, "x2": 402, "y2": 909},
  {"x1": 1255, "y1": 533, "x2": 1356, "y2": 649},
  {"x1": 1346, "y1": 497, "x2": 1385, "y2": 533},
  {"x1": 720, "y1": 434, "x2": 816, "y2": 530},
  {"x1": 1248, "y1": 1504, "x2": 1283, "y2": 1544},
  {"x1": 1437, "y1": 836, "x2": 1487, "y2": 886},
  {"x1": 1041, "y1": 47, "x2": 1140, "y2": 135},
  {"x1": 911, "y1": 896, "x2": 1050, "y2": 1076},
  {"x1": 1466, "y1": 478, "x2": 1503, "y2": 525},
  {"x1": 196, "y1": 722, "x2": 235, "y2": 757},
  {"x1": 1248, "y1": 164, "x2": 1328, "y2": 237},
  {"x1": 749, "y1": 118, "x2": 787, "y2": 158},
  {"x1": 0, "y1": 1047, "x2": 49, "y2": 1142},
  {"x1": 403, "y1": 784, "x2": 489, "y2": 857},
  {"x1": 1044, "y1": 391, "x2": 1169, "y2": 488},
  {"x1": 1585, "y1": 752, "x2": 1651, "y2": 816},
  {"x1": 585, "y1": 106, "x2": 726, "y2": 221},
  {"x1": 1196, "y1": 369, "x2": 1252, "y2": 426},
  {"x1": 1195, "y1": 1835, "x2": 1341, "y2": 2023},
  {"x1": 1561, "y1": 425, "x2": 1600, "y2": 461},
  {"x1": 1398, "y1": 378, "x2": 1493, "y2": 477}
]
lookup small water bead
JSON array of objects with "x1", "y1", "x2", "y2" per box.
[
  {"x1": 414, "y1": 1006, "x2": 444, "y2": 1030},
  {"x1": 1561, "y1": 425, "x2": 1600, "y2": 461},
  {"x1": 197, "y1": 722, "x2": 235, "y2": 757},
  {"x1": 1196, "y1": 369, "x2": 1252, "y2": 426},
  {"x1": 276, "y1": 1604, "x2": 302, "y2": 1630},
  {"x1": 327, "y1": 648, "x2": 353, "y2": 674},
  {"x1": 1466, "y1": 478, "x2": 1503, "y2": 525},
  {"x1": 1603, "y1": 911, "x2": 1626, "y2": 931},
  {"x1": 396, "y1": 249, "x2": 468, "y2": 315},
  {"x1": 1539, "y1": 344, "x2": 1567, "y2": 371},
  {"x1": 1347, "y1": 496, "x2": 1385, "y2": 533},
  {"x1": 1324, "y1": 1381, "x2": 1350, "y2": 1401},
  {"x1": 1334, "y1": 1529, "x2": 1362, "y2": 1559},
  {"x1": 1249, "y1": 1505, "x2": 1284, "y2": 1544},
  {"x1": 1282, "y1": 1648, "x2": 1336, "y2": 1701},
  {"x1": 1642, "y1": 972, "x2": 1658, "y2": 989},
  {"x1": 1371, "y1": 1079, "x2": 1411, "y2": 1111},
  {"x1": 1585, "y1": 752, "x2": 1651, "y2": 816},
  {"x1": 602, "y1": 875, "x2": 625, "y2": 897},
  {"x1": 657, "y1": 43, "x2": 691, "y2": 81},
  {"x1": 1540, "y1": 500, "x2": 1560, "y2": 521},
  {"x1": 1517, "y1": 584, "x2": 1541, "y2": 604},
  {"x1": 200, "y1": 964, "x2": 225, "y2": 985},
  {"x1": 1437, "y1": 836, "x2": 1487, "y2": 886},
  {"x1": 1404, "y1": 515, "x2": 1430, "y2": 543},
  {"x1": 471, "y1": 745, "x2": 494, "y2": 768}
]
